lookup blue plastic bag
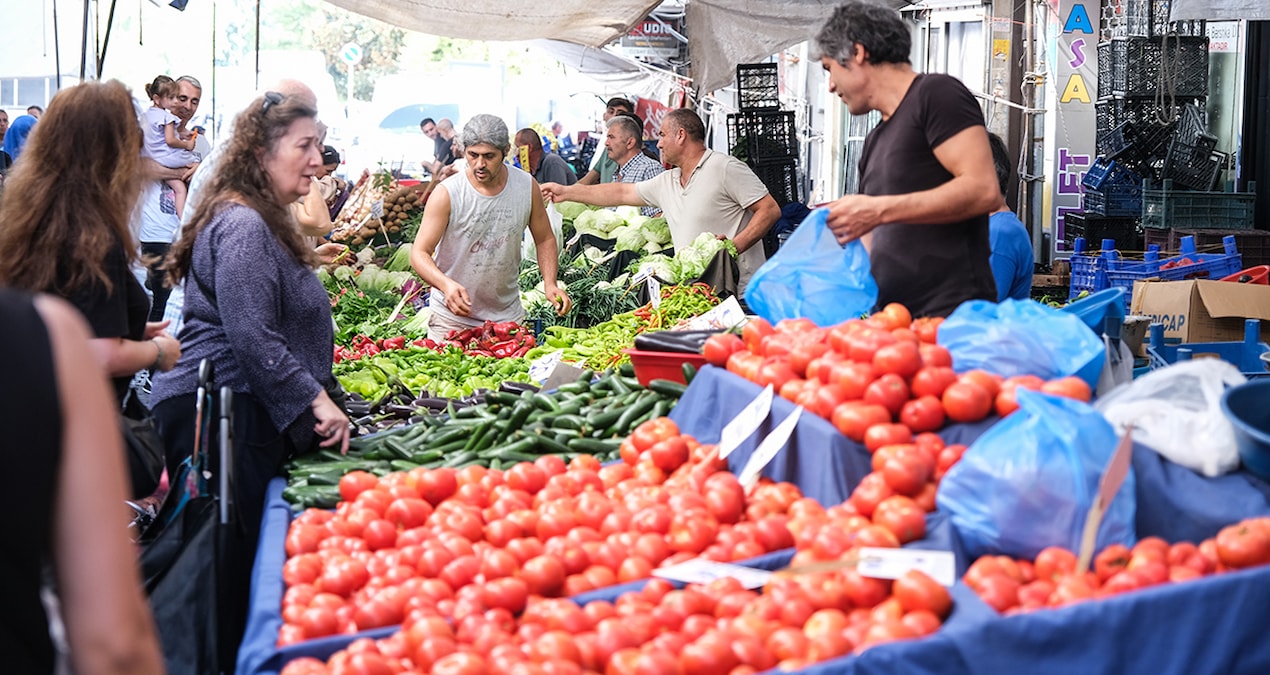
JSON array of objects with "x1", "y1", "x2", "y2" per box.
[
  {"x1": 937, "y1": 298, "x2": 1106, "y2": 388},
  {"x1": 936, "y1": 389, "x2": 1136, "y2": 561},
  {"x1": 744, "y1": 208, "x2": 878, "y2": 326}
]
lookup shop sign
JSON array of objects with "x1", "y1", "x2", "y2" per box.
[
  {"x1": 619, "y1": 18, "x2": 683, "y2": 58},
  {"x1": 634, "y1": 97, "x2": 670, "y2": 139},
  {"x1": 1207, "y1": 22, "x2": 1240, "y2": 54},
  {"x1": 1051, "y1": 0, "x2": 1099, "y2": 249}
]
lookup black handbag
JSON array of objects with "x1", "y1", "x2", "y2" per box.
[{"x1": 121, "y1": 413, "x2": 165, "y2": 499}]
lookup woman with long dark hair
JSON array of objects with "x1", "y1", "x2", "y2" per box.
[{"x1": 0, "y1": 80, "x2": 182, "y2": 405}]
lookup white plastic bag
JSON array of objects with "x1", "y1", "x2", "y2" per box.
[
  {"x1": 1095, "y1": 334, "x2": 1135, "y2": 396},
  {"x1": 1094, "y1": 360, "x2": 1248, "y2": 476},
  {"x1": 524, "y1": 202, "x2": 565, "y2": 261}
]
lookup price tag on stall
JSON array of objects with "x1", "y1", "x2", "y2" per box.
[
  {"x1": 857, "y1": 548, "x2": 957, "y2": 586},
  {"x1": 371, "y1": 198, "x2": 384, "y2": 219},
  {"x1": 1076, "y1": 426, "x2": 1135, "y2": 574},
  {"x1": 718, "y1": 384, "x2": 774, "y2": 459},
  {"x1": 528, "y1": 350, "x2": 564, "y2": 384},
  {"x1": 737, "y1": 406, "x2": 803, "y2": 490},
  {"x1": 647, "y1": 275, "x2": 661, "y2": 309},
  {"x1": 654, "y1": 558, "x2": 774, "y2": 590}
]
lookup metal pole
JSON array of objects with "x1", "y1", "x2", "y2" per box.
[
  {"x1": 80, "y1": 0, "x2": 91, "y2": 80},
  {"x1": 254, "y1": 0, "x2": 261, "y2": 90},
  {"x1": 53, "y1": 0, "x2": 63, "y2": 90},
  {"x1": 97, "y1": 0, "x2": 118, "y2": 75}
]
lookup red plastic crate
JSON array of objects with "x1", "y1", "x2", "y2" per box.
[{"x1": 624, "y1": 349, "x2": 709, "y2": 386}]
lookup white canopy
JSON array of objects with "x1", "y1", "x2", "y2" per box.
[
  {"x1": 326, "y1": 0, "x2": 911, "y2": 97},
  {"x1": 1170, "y1": 0, "x2": 1270, "y2": 20},
  {"x1": 323, "y1": 0, "x2": 664, "y2": 48}
]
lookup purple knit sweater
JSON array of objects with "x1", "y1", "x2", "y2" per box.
[{"x1": 151, "y1": 204, "x2": 332, "y2": 433}]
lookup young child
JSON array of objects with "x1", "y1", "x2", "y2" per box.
[{"x1": 141, "y1": 75, "x2": 200, "y2": 218}]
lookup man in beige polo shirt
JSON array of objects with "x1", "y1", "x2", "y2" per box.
[{"x1": 541, "y1": 108, "x2": 781, "y2": 295}]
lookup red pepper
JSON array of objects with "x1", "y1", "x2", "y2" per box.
[
  {"x1": 467, "y1": 348, "x2": 494, "y2": 357},
  {"x1": 383, "y1": 336, "x2": 407, "y2": 350},
  {"x1": 423, "y1": 338, "x2": 439, "y2": 350},
  {"x1": 512, "y1": 344, "x2": 531, "y2": 357},
  {"x1": 490, "y1": 339, "x2": 518, "y2": 358}
]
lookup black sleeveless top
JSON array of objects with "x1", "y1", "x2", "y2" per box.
[{"x1": 0, "y1": 290, "x2": 62, "y2": 672}]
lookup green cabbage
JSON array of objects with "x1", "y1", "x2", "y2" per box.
[
  {"x1": 555, "y1": 201, "x2": 592, "y2": 221},
  {"x1": 613, "y1": 225, "x2": 647, "y2": 252},
  {"x1": 639, "y1": 217, "x2": 672, "y2": 246}
]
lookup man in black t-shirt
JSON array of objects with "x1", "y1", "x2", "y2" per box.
[{"x1": 814, "y1": 2, "x2": 1000, "y2": 318}]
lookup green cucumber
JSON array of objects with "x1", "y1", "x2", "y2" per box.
[{"x1": 648, "y1": 379, "x2": 689, "y2": 398}]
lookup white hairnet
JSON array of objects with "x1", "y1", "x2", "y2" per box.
[{"x1": 460, "y1": 114, "x2": 510, "y2": 154}]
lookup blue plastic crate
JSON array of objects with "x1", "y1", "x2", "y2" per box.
[
  {"x1": 1068, "y1": 237, "x2": 1122, "y2": 299},
  {"x1": 1143, "y1": 319, "x2": 1270, "y2": 377},
  {"x1": 1082, "y1": 158, "x2": 1139, "y2": 190},
  {"x1": 1104, "y1": 234, "x2": 1242, "y2": 309},
  {"x1": 1084, "y1": 183, "x2": 1143, "y2": 217}
]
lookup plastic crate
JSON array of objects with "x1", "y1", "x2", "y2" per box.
[
  {"x1": 1102, "y1": 120, "x2": 1176, "y2": 175},
  {"x1": 1098, "y1": 42, "x2": 1115, "y2": 99},
  {"x1": 1082, "y1": 158, "x2": 1138, "y2": 190},
  {"x1": 1063, "y1": 212, "x2": 1144, "y2": 250},
  {"x1": 1161, "y1": 134, "x2": 1225, "y2": 191},
  {"x1": 1110, "y1": 36, "x2": 1210, "y2": 98},
  {"x1": 1145, "y1": 227, "x2": 1270, "y2": 268},
  {"x1": 1068, "y1": 237, "x2": 1121, "y2": 298},
  {"x1": 1141, "y1": 179, "x2": 1257, "y2": 230},
  {"x1": 752, "y1": 160, "x2": 799, "y2": 206},
  {"x1": 726, "y1": 111, "x2": 797, "y2": 164},
  {"x1": 1097, "y1": 96, "x2": 1206, "y2": 134},
  {"x1": 1084, "y1": 184, "x2": 1144, "y2": 217},
  {"x1": 1104, "y1": 234, "x2": 1242, "y2": 308},
  {"x1": 736, "y1": 63, "x2": 780, "y2": 111},
  {"x1": 1173, "y1": 102, "x2": 1210, "y2": 146}
]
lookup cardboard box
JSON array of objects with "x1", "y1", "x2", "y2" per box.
[{"x1": 1130, "y1": 279, "x2": 1270, "y2": 343}]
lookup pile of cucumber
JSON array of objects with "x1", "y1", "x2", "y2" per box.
[{"x1": 283, "y1": 363, "x2": 694, "y2": 510}]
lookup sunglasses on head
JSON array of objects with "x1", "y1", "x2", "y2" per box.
[{"x1": 261, "y1": 91, "x2": 284, "y2": 113}]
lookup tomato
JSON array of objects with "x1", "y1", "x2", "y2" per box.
[
  {"x1": 910, "y1": 366, "x2": 958, "y2": 399},
  {"x1": 847, "y1": 329, "x2": 897, "y2": 364},
  {"x1": 727, "y1": 350, "x2": 763, "y2": 381},
  {"x1": 890, "y1": 569, "x2": 951, "y2": 618},
  {"x1": 840, "y1": 568, "x2": 892, "y2": 609},
  {"x1": 703, "y1": 333, "x2": 746, "y2": 367},
  {"x1": 830, "y1": 361, "x2": 877, "y2": 400},
  {"x1": 1215, "y1": 520, "x2": 1270, "y2": 569},
  {"x1": 831, "y1": 402, "x2": 891, "y2": 443},
  {"x1": 934, "y1": 444, "x2": 965, "y2": 481},
  {"x1": 863, "y1": 373, "x2": 909, "y2": 417},
  {"x1": 974, "y1": 573, "x2": 1020, "y2": 612},
  {"x1": 863, "y1": 423, "x2": 912, "y2": 453},
  {"x1": 742, "y1": 318, "x2": 776, "y2": 354},
  {"x1": 899, "y1": 396, "x2": 945, "y2": 434},
  {"x1": 646, "y1": 436, "x2": 690, "y2": 473},
  {"x1": 787, "y1": 341, "x2": 830, "y2": 377},
  {"x1": 339, "y1": 471, "x2": 380, "y2": 503},
  {"x1": 959, "y1": 370, "x2": 1002, "y2": 398},
  {"x1": 283, "y1": 554, "x2": 323, "y2": 588},
  {"x1": 1092, "y1": 543, "x2": 1131, "y2": 583},
  {"x1": 703, "y1": 472, "x2": 746, "y2": 524},
  {"x1": 879, "y1": 450, "x2": 933, "y2": 497},
  {"x1": 911, "y1": 317, "x2": 943, "y2": 344},
  {"x1": 807, "y1": 383, "x2": 850, "y2": 419},
  {"x1": 286, "y1": 524, "x2": 326, "y2": 557},
  {"x1": 1033, "y1": 546, "x2": 1078, "y2": 582},
  {"x1": 942, "y1": 380, "x2": 992, "y2": 423},
  {"x1": 415, "y1": 467, "x2": 459, "y2": 506},
  {"x1": 319, "y1": 557, "x2": 369, "y2": 597},
  {"x1": 1040, "y1": 375, "x2": 1093, "y2": 403},
  {"x1": 755, "y1": 359, "x2": 798, "y2": 392},
  {"x1": 917, "y1": 343, "x2": 953, "y2": 368},
  {"x1": 872, "y1": 340, "x2": 921, "y2": 379},
  {"x1": 873, "y1": 303, "x2": 912, "y2": 330},
  {"x1": 847, "y1": 472, "x2": 894, "y2": 518},
  {"x1": 432, "y1": 652, "x2": 490, "y2": 675},
  {"x1": 1048, "y1": 573, "x2": 1095, "y2": 607},
  {"x1": 994, "y1": 375, "x2": 1045, "y2": 417},
  {"x1": 871, "y1": 495, "x2": 926, "y2": 543}
]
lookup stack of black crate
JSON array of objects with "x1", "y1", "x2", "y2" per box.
[
  {"x1": 1078, "y1": 0, "x2": 1211, "y2": 250},
  {"x1": 727, "y1": 63, "x2": 801, "y2": 257}
]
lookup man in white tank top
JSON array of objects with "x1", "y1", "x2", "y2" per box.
[{"x1": 409, "y1": 114, "x2": 572, "y2": 341}]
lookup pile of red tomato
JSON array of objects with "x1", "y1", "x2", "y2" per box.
[
  {"x1": 963, "y1": 516, "x2": 1270, "y2": 614},
  {"x1": 703, "y1": 303, "x2": 1094, "y2": 443},
  {"x1": 278, "y1": 418, "x2": 805, "y2": 645}
]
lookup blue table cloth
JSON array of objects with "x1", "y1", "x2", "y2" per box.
[{"x1": 669, "y1": 365, "x2": 995, "y2": 508}]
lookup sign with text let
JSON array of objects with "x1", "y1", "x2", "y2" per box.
[{"x1": 1051, "y1": 0, "x2": 1099, "y2": 252}]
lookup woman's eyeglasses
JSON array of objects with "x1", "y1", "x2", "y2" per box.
[{"x1": 262, "y1": 91, "x2": 284, "y2": 113}]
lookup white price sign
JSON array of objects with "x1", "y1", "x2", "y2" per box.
[
  {"x1": 654, "y1": 558, "x2": 774, "y2": 589},
  {"x1": 718, "y1": 385, "x2": 774, "y2": 459},
  {"x1": 856, "y1": 547, "x2": 956, "y2": 587},
  {"x1": 737, "y1": 406, "x2": 803, "y2": 490}
]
